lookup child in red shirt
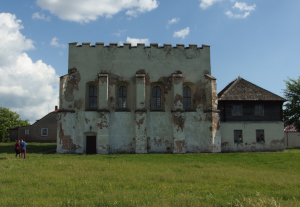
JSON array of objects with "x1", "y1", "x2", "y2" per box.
[{"x1": 15, "y1": 140, "x2": 20, "y2": 158}]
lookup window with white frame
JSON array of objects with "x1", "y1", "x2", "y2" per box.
[
  {"x1": 41, "y1": 128, "x2": 48, "y2": 136},
  {"x1": 256, "y1": 130, "x2": 265, "y2": 143},
  {"x1": 255, "y1": 105, "x2": 264, "y2": 116},
  {"x1": 25, "y1": 129, "x2": 29, "y2": 135},
  {"x1": 234, "y1": 130, "x2": 243, "y2": 143},
  {"x1": 232, "y1": 105, "x2": 242, "y2": 116}
]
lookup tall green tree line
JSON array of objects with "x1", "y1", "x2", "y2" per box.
[{"x1": 283, "y1": 77, "x2": 300, "y2": 131}]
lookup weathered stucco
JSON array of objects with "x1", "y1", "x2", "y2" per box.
[
  {"x1": 57, "y1": 42, "x2": 220, "y2": 154},
  {"x1": 220, "y1": 122, "x2": 285, "y2": 152}
]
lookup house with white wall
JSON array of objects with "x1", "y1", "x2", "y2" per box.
[{"x1": 218, "y1": 77, "x2": 286, "y2": 152}]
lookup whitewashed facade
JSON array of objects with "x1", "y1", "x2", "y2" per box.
[{"x1": 57, "y1": 42, "x2": 221, "y2": 154}]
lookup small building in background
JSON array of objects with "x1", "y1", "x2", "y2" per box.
[
  {"x1": 218, "y1": 77, "x2": 286, "y2": 152},
  {"x1": 10, "y1": 106, "x2": 58, "y2": 143},
  {"x1": 284, "y1": 125, "x2": 300, "y2": 147}
]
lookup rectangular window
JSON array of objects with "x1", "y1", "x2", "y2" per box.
[
  {"x1": 118, "y1": 86, "x2": 127, "y2": 108},
  {"x1": 152, "y1": 86, "x2": 162, "y2": 109},
  {"x1": 41, "y1": 128, "x2": 48, "y2": 136},
  {"x1": 234, "y1": 130, "x2": 243, "y2": 143},
  {"x1": 232, "y1": 105, "x2": 242, "y2": 116},
  {"x1": 25, "y1": 129, "x2": 29, "y2": 135},
  {"x1": 256, "y1": 130, "x2": 265, "y2": 143},
  {"x1": 255, "y1": 105, "x2": 264, "y2": 116}
]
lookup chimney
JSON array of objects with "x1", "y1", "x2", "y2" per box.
[{"x1": 55, "y1": 106, "x2": 58, "y2": 110}]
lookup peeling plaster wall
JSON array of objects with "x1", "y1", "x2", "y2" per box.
[
  {"x1": 220, "y1": 122, "x2": 285, "y2": 152},
  {"x1": 147, "y1": 112, "x2": 173, "y2": 153},
  {"x1": 57, "y1": 43, "x2": 220, "y2": 154},
  {"x1": 109, "y1": 112, "x2": 135, "y2": 153}
]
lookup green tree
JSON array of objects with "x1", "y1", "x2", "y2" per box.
[
  {"x1": 0, "y1": 107, "x2": 30, "y2": 142},
  {"x1": 283, "y1": 77, "x2": 300, "y2": 131}
]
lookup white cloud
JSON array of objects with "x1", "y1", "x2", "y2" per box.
[
  {"x1": 50, "y1": 37, "x2": 66, "y2": 48},
  {"x1": 233, "y1": 2, "x2": 256, "y2": 11},
  {"x1": 168, "y1": 18, "x2": 179, "y2": 25},
  {"x1": 225, "y1": 10, "x2": 249, "y2": 18},
  {"x1": 173, "y1": 27, "x2": 190, "y2": 39},
  {"x1": 59, "y1": 51, "x2": 63, "y2": 56},
  {"x1": 226, "y1": 2, "x2": 256, "y2": 18},
  {"x1": 113, "y1": 29, "x2": 127, "y2": 37},
  {"x1": 126, "y1": 37, "x2": 150, "y2": 46},
  {"x1": 36, "y1": 0, "x2": 159, "y2": 23},
  {"x1": 0, "y1": 13, "x2": 59, "y2": 123},
  {"x1": 32, "y1": 12, "x2": 51, "y2": 21},
  {"x1": 166, "y1": 17, "x2": 179, "y2": 28},
  {"x1": 199, "y1": 0, "x2": 222, "y2": 9}
]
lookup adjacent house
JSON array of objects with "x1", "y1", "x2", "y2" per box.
[
  {"x1": 10, "y1": 106, "x2": 58, "y2": 143},
  {"x1": 218, "y1": 77, "x2": 286, "y2": 152},
  {"x1": 284, "y1": 125, "x2": 300, "y2": 147},
  {"x1": 57, "y1": 42, "x2": 221, "y2": 154}
]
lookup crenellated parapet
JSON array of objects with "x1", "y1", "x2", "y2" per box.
[{"x1": 69, "y1": 42, "x2": 210, "y2": 49}]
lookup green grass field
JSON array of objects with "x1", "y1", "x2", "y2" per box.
[{"x1": 0, "y1": 143, "x2": 300, "y2": 207}]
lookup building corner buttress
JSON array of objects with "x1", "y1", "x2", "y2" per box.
[{"x1": 204, "y1": 74, "x2": 221, "y2": 153}]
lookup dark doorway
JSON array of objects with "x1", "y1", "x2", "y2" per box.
[{"x1": 86, "y1": 136, "x2": 97, "y2": 154}]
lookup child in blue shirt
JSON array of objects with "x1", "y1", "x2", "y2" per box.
[{"x1": 20, "y1": 139, "x2": 27, "y2": 159}]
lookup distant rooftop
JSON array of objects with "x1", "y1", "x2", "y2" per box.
[
  {"x1": 284, "y1": 125, "x2": 299, "y2": 132},
  {"x1": 218, "y1": 77, "x2": 286, "y2": 101}
]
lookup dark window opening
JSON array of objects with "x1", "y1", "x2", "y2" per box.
[
  {"x1": 89, "y1": 86, "x2": 97, "y2": 109},
  {"x1": 234, "y1": 130, "x2": 243, "y2": 143},
  {"x1": 118, "y1": 86, "x2": 127, "y2": 108},
  {"x1": 232, "y1": 105, "x2": 242, "y2": 116},
  {"x1": 152, "y1": 86, "x2": 161, "y2": 109},
  {"x1": 256, "y1": 130, "x2": 265, "y2": 143},
  {"x1": 255, "y1": 105, "x2": 264, "y2": 116},
  {"x1": 183, "y1": 86, "x2": 191, "y2": 109}
]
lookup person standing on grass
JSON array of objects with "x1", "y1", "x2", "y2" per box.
[
  {"x1": 20, "y1": 139, "x2": 27, "y2": 159},
  {"x1": 15, "y1": 140, "x2": 20, "y2": 158}
]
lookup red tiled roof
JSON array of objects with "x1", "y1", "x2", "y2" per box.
[
  {"x1": 52, "y1": 109, "x2": 59, "y2": 113},
  {"x1": 284, "y1": 125, "x2": 299, "y2": 132}
]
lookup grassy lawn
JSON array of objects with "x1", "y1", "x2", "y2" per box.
[{"x1": 0, "y1": 143, "x2": 300, "y2": 206}]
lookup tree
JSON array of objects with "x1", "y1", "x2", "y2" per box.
[
  {"x1": 283, "y1": 77, "x2": 300, "y2": 131},
  {"x1": 0, "y1": 107, "x2": 30, "y2": 142}
]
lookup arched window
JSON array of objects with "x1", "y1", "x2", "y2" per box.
[
  {"x1": 183, "y1": 86, "x2": 191, "y2": 109},
  {"x1": 152, "y1": 86, "x2": 161, "y2": 109},
  {"x1": 119, "y1": 86, "x2": 127, "y2": 108},
  {"x1": 89, "y1": 85, "x2": 97, "y2": 108}
]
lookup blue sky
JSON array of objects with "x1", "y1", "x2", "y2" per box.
[{"x1": 0, "y1": 0, "x2": 299, "y2": 123}]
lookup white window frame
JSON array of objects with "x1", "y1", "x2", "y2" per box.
[
  {"x1": 41, "y1": 128, "x2": 48, "y2": 136},
  {"x1": 232, "y1": 105, "x2": 242, "y2": 116},
  {"x1": 25, "y1": 129, "x2": 29, "y2": 135},
  {"x1": 254, "y1": 104, "x2": 264, "y2": 116},
  {"x1": 234, "y1": 130, "x2": 243, "y2": 143},
  {"x1": 256, "y1": 129, "x2": 265, "y2": 143}
]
